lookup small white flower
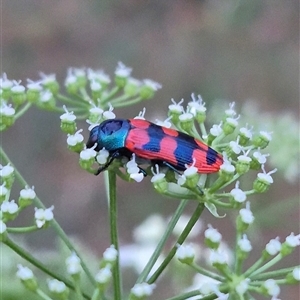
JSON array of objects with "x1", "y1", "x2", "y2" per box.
[
  {"x1": 27, "y1": 79, "x2": 43, "y2": 91},
  {"x1": 115, "y1": 62, "x2": 132, "y2": 78},
  {"x1": 187, "y1": 94, "x2": 206, "y2": 116},
  {"x1": 11, "y1": 81, "x2": 25, "y2": 93},
  {"x1": 235, "y1": 278, "x2": 250, "y2": 295},
  {"x1": 39, "y1": 73, "x2": 56, "y2": 85},
  {"x1": 150, "y1": 165, "x2": 165, "y2": 183},
  {"x1": 253, "y1": 151, "x2": 269, "y2": 164},
  {"x1": 238, "y1": 234, "x2": 252, "y2": 252},
  {"x1": 257, "y1": 165, "x2": 277, "y2": 184},
  {"x1": 65, "y1": 74, "x2": 77, "y2": 86},
  {"x1": 205, "y1": 225, "x2": 222, "y2": 243},
  {"x1": 259, "y1": 131, "x2": 273, "y2": 142},
  {"x1": 60, "y1": 105, "x2": 76, "y2": 122},
  {"x1": 95, "y1": 266, "x2": 112, "y2": 284},
  {"x1": 67, "y1": 130, "x2": 84, "y2": 147},
  {"x1": 239, "y1": 126, "x2": 253, "y2": 139},
  {"x1": 90, "y1": 80, "x2": 101, "y2": 91},
  {"x1": 265, "y1": 237, "x2": 281, "y2": 255},
  {"x1": 20, "y1": 186, "x2": 36, "y2": 200},
  {"x1": 184, "y1": 159, "x2": 198, "y2": 177},
  {"x1": 66, "y1": 252, "x2": 81, "y2": 275},
  {"x1": 155, "y1": 116, "x2": 172, "y2": 128},
  {"x1": 87, "y1": 69, "x2": 111, "y2": 84},
  {"x1": 0, "y1": 104, "x2": 15, "y2": 117},
  {"x1": 0, "y1": 164, "x2": 14, "y2": 177},
  {"x1": 0, "y1": 220, "x2": 7, "y2": 234},
  {"x1": 285, "y1": 232, "x2": 300, "y2": 247},
  {"x1": 40, "y1": 90, "x2": 53, "y2": 103},
  {"x1": 229, "y1": 138, "x2": 243, "y2": 155},
  {"x1": 210, "y1": 122, "x2": 223, "y2": 137},
  {"x1": 103, "y1": 104, "x2": 116, "y2": 120},
  {"x1": 131, "y1": 282, "x2": 156, "y2": 297},
  {"x1": 239, "y1": 202, "x2": 255, "y2": 225},
  {"x1": 176, "y1": 244, "x2": 195, "y2": 262},
  {"x1": 230, "y1": 182, "x2": 247, "y2": 203},
  {"x1": 226, "y1": 115, "x2": 240, "y2": 127},
  {"x1": 225, "y1": 102, "x2": 236, "y2": 117},
  {"x1": 292, "y1": 267, "x2": 300, "y2": 281},
  {"x1": 134, "y1": 107, "x2": 146, "y2": 120},
  {"x1": 48, "y1": 279, "x2": 67, "y2": 293},
  {"x1": 1, "y1": 200, "x2": 18, "y2": 214},
  {"x1": 263, "y1": 279, "x2": 280, "y2": 297},
  {"x1": 80, "y1": 147, "x2": 97, "y2": 160},
  {"x1": 168, "y1": 98, "x2": 184, "y2": 114},
  {"x1": 103, "y1": 245, "x2": 118, "y2": 263},
  {"x1": 34, "y1": 206, "x2": 54, "y2": 228},
  {"x1": 89, "y1": 105, "x2": 104, "y2": 115},
  {"x1": 16, "y1": 265, "x2": 34, "y2": 280},
  {"x1": 0, "y1": 183, "x2": 8, "y2": 197},
  {"x1": 220, "y1": 158, "x2": 235, "y2": 173},
  {"x1": 209, "y1": 250, "x2": 227, "y2": 265},
  {"x1": 96, "y1": 148, "x2": 110, "y2": 164},
  {"x1": 143, "y1": 79, "x2": 162, "y2": 91},
  {"x1": 179, "y1": 112, "x2": 193, "y2": 122},
  {"x1": 126, "y1": 154, "x2": 144, "y2": 183},
  {"x1": 0, "y1": 73, "x2": 13, "y2": 89}
]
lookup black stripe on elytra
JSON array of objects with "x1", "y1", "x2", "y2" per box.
[
  {"x1": 206, "y1": 147, "x2": 219, "y2": 165},
  {"x1": 140, "y1": 123, "x2": 165, "y2": 152},
  {"x1": 173, "y1": 131, "x2": 198, "y2": 169}
]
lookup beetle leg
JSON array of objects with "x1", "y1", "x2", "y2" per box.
[
  {"x1": 137, "y1": 166, "x2": 147, "y2": 177},
  {"x1": 162, "y1": 161, "x2": 182, "y2": 175},
  {"x1": 94, "y1": 150, "x2": 121, "y2": 175}
]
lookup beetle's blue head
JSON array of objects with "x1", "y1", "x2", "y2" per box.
[{"x1": 86, "y1": 119, "x2": 130, "y2": 152}]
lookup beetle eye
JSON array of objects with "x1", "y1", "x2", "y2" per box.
[{"x1": 101, "y1": 120, "x2": 123, "y2": 135}]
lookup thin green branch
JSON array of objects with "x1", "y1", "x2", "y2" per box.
[
  {"x1": 0, "y1": 146, "x2": 96, "y2": 287},
  {"x1": 147, "y1": 203, "x2": 205, "y2": 284},
  {"x1": 136, "y1": 199, "x2": 188, "y2": 283},
  {"x1": 107, "y1": 170, "x2": 122, "y2": 299},
  {"x1": 4, "y1": 237, "x2": 91, "y2": 300}
]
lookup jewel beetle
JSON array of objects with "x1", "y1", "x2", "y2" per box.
[{"x1": 86, "y1": 118, "x2": 223, "y2": 176}]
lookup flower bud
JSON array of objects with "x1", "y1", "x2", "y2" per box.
[
  {"x1": 176, "y1": 244, "x2": 195, "y2": 264},
  {"x1": 222, "y1": 116, "x2": 239, "y2": 135},
  {"x1": 41, "y1": 73, "x2": 59, "y2": 95},
  {"x1": 204, "y1": 225, "x2": 222, "y2": 249},
  {"x1": 26, "y1": 80, "x2": 42, "y2": 103},
  {"x1": 253, "y1": 131, "x2": 272, "y2": 149},
  {"x1": 67, "y1": 130, "x2": 85, "y2": 153},
  {"x1": 16, "y1": 265, "x2": 38, "y2": 292},
  {"x1": 168, "y1": 99, "x2": 184, "y2": 123},
  {"x1": 187, "y1": 94, "x2": 206, "y2": 123},
  {"x1": 0, "y1": 104, "x2": 15, "y2": 127},
  {"x1": 11, "y1": 83, "x2": 26, "y2": 106},
  {"x1": 0, "y1": 183, "x2": 8, "y2": 203},
  {"x1": 115, "y1": 62, "x2": 132, "y2": 87},
  {"x1": 0, "y1": 164, "x2": 15, "y2": 189},
  {"x1": 88, "y1": 106, "x2": 103, "y2": 124},
  {"x1": 38, "y1": 90, "x2": 56, "y2": 110},
  {"x1": 95, "y1": 266, "x2": 112, "y2": 290},
  {"x1": 151, "y1": 165, "x2": 168, "y2": 194},
  {"x1": 124, "y1": 78, "x2": 141, "y2": 96},
  {"x1": 179, "y1": 112, "x2": 194, "y2": 132},
  {"x1": 60, "y1": 106, "x2": 77, "y2": 134},
  {"x1": 1, "y1": 200, "x2": 19, "y2": 221},
  {"x1": 79, "y1": 147, "x2": 97, "y2": 170},
  {"x1": 0, "y1": 220, "x2": 7, "y2": 241},
  {"x1": 18, "y1": 186, "x2": 36, "y2": 208},
  {"x1": 48, "y1": 279, "x2": 69, "y2": 299},
  {"x1": 236, "y1": 153, "x2": 251, "y2": 175},
  {"x1": 238, "y1": 126, "x2": 252, "y2": 146},
  {"x1": 139, "y1": 79, "x2": 161, "y2": 99},
  {"x1": 253, "y1": 166, "x2": 277, "y2": 193}
]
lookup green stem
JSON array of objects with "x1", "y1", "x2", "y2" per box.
[
  {"x1": 7, "y1": 226, "x2": 38, "y2": 233},
  {"x1": 107, "y1": 170, "x2": 122, "y2": 299},
  {"x1": 136, "y1": 199, "x2": 188, "y2": 283},
  {"x1": 250, "y1": 254, "x2": 283, "y2": 277},
  {"x1": 147, "y1": 203, "x2": 205, "y2": 283},
  {"x1": 234, "y1": 231, "x2": 243, "y2": 274},
  {"x1": 0, "y1": 146, "x2": 96, "y2": 287},
  {"x1": 251, "y1": 266, "x2": 297, "y2": 280},
  {"x1": 112, "y1": 97, "x2": 142, "y2": 108},
  {"x1": 36, "y1": 288, "x2": 53, "y2": 300},
  {"x1": 101, "y1": 87, "x2": 120, "y2": 103},
  {"x1": 4, "y1": 238, "x2": 91, "y2": 300},
  {"x1": 190, "y1": 262, "x2": 224, "y2": 282},
  {"x1": 14, "y1": 102, "x2": 32, "y2": 120},
  {"x1": 243, "y1": 257, "x2": 265, "y2": 277}
]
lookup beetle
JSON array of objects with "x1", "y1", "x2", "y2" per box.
[{"x1": 86, "y1": 118, "x2": 223, "y2": 176}]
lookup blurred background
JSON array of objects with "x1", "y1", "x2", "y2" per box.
[{"x1": 1, "y1": 0, "x2": 299, "y2": 299}]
